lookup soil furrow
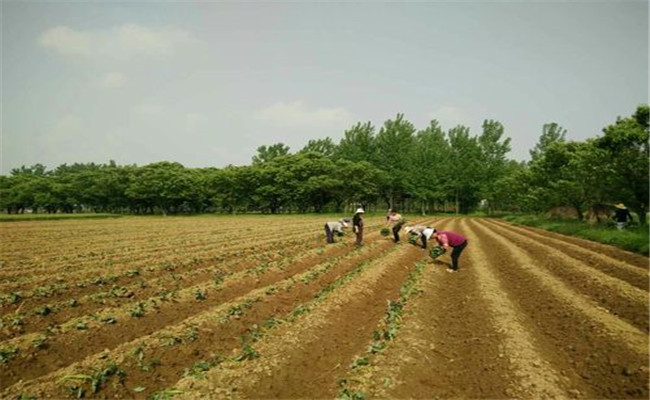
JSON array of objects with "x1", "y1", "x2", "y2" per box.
[
  {"x1": 348, "y1": 218, "x2": 517, "y2": 399},
  {"x1": 485, "y1": 218, "x2": 649, "y2": 288},
  {"x1": 490, "y1": 219, "x2": 649, "y2": 270},
  {"x1": 480, "y1": 218, "x2": 649, "y2": 332},
  {"x1": 175, "y1": 240, "x2": 428, "y2": 399},
  {"x1": 469, "y1": 219, "x2": 649, "y2": 399},
  {"x1": 2, "y1": 230, "x2": 409, "y2": 398}
]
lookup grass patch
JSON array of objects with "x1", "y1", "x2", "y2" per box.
[{"x1": 501, "y1": 214, "x2": 649, "y2": 255}]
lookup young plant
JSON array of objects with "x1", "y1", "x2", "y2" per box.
[
  {"x1": 130, "y1": 302, "x2": 146, "y2": 318},
  {"x1": 0, "y1": 345, "x2": 19, "y2": 364},
  {"x1": 234, "y1": 344, "x2": 260, "y2": 361}
]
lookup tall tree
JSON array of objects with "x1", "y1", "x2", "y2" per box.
[
  {"x1": 596, "y1": 104, "x2": 649, "y2": 224},
  {"x1": 336, "y1": 122, "x2": 376, "y2": 163},
  {"x1": 299, "y1": 138, "x2": 337, "y2": 157},
  {"x1": 530, "y1": 122, "x2": 567, "y2": 160},
  {"x1": 374, "y1": 114, "x2": 416, "y2": 209},
  {"x1": 477, "y1": 119, "x2": 512, "y2": 212},
  {"x1": 252, "y1": 143, "x2": 291, "y2": 164}
]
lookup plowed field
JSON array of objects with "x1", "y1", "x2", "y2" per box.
[{"x1": 1, "y1": 216, "x2": 648, "y2": 399}]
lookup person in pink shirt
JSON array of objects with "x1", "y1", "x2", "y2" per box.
[{"x1": 431, "y1": 228, "x2": 468, "y2": 273}]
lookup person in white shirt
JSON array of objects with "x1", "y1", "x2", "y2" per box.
[{"x1": 324, "y1": 218, "x2": 350, "y2": 243}]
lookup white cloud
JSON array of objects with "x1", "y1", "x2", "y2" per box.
[
  {"x1": 39, "y1": 24, "x2": 198, "y2": 59},
  {"x1": 101, "y1": 72, "x2": 126, "y2": 88},
  {"x1": 133, "y1": 104, "x2": 164, "y2": 116},
  {"x1": 39, "y1": 26, "x2": 91, "y2": 56},
  {"x1": 257, "y1": 101, "x2": 356, "y2": 128}
]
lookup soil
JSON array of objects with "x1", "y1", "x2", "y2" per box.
[{"x1": 1, "y1": 216, "x2": 648, "y2": 400}]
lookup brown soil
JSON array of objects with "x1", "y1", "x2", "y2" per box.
[{"x1": 2, "y1": 216, "x2": 648, "y2": 400}]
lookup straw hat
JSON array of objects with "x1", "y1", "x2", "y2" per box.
[
  {"x1": 355, "y1": 208, "x2": 365, "y2": 214},
  {"x1": 404, "y1": 226, "x2": 413, "y2": 233},
  {"x1": 615, "y1": 203, "x2": 627, "y2": 209}
]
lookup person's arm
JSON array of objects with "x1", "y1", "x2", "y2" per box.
[{"x1": 438, "y1": 234, "x2": 450, "y2": 250}]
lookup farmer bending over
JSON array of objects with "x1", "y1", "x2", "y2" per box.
[
  {"x1": 431, "y1": 228, "x2": 468, "y2": 273},
  {"x1": 386, "y1": 209, "x2": 405, "y2": 243},
  {"x1": 404, "y1": 225, "x2": 436, "y2": 249},
  {"x1": 324, "y1": 218, "x2": 350, "y2": 244}
]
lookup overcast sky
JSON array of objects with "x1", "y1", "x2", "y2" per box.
[{"x1": 1, "y1": 1, "x2": 648, "y2": 174}]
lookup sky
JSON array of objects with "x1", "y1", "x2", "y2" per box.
[{"x1": 1, "y1": 1, "x2": 648, "y2": 174}]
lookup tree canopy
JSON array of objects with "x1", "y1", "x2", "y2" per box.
[{"x1": 2, "y1": 105, "x2": 647, "y2": 221}]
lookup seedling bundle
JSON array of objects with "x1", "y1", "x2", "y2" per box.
[{"x1": 429, "y1": 245, "x2": 446, "y2": 259}]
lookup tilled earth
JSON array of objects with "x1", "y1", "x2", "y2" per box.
[{"x1": 1, "y1": 216, "x2": 648, "y2": 399}]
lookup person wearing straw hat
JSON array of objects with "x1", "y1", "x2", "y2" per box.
[
  {"x1": 612, "y1": 203, "x2": 633, "y2": 230},
  {"x1": 353, "y1": 208, "x2": 365, "y2": 246},
  {"x1": 324, "y1": 218, "x2": 350, "y2": 244},
  {"x1": 404, "y1": 225, "x2": 436, "y2": 249}
]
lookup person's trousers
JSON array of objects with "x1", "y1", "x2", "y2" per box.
[
  {"x1": 324, "y1": 224, "x2": 334, "y2": 243},
  {"x1": 355, "y1": 227, "x2": 363, "y2": 245},
  {"x1": 450, "y1": 240, "x2": 468, "y2": 270},
  {"x1": 392, "y1": 222, "x2": 404, "y2": 242}
]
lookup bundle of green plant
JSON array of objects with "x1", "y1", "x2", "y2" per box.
[
  {"x1": 380, "y1": 228, "x2": 390, "y2": 237},
  {"x1": 429, "y1": 245, "x2": 445, "y2": 259}
]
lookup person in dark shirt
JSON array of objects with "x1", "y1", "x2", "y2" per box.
[
  {"x1": 353, "y1": 208, "x2": 365, "y2": 246},
  {"x1": 613, "y1": 203, "x2": 633, "y2": 230}
]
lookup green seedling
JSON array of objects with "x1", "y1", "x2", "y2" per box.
[
  {"x1": 234, "y1": 344, "x2": 260, "y2": 361},
  {"x1": 101, "y1": 316, "x2": 117, "y2": 324},
  {"x1": 68, "y1": 299, "x2": 79, "y2": 307},
  {"x1": 350, "y1": 357, "x2": 370, "y2": 369},
  {"x1": 338, "y1": 388, "x2": 366, "y2": 400},
  {"x1": 35, "y1": 305, "x2": 52, "y2": 316},
  {"x1": 184, "y1": 326, "x2": 199, "y2": 342},
  {"x1": 126, "y1": 269, "x2": 141, "y2": 278},
  {"x1": 367, "y1": 341, "x2": 386, "y2": 354},
  {"x1": 32, "y1": 336, "x2": 48, "y2": 349},
  {"x1": 193, "y1": 289, "x2": 207, "y2": 301},
  {"x1": 76, "y1": 322, "x2": 88, "y2": 330},
  {"x1": 160, "y1": 336, "x2": 183, "y2": 347},
  {"x1": 129, "y1": 302, "x2": 146, "y2": 318},
  {"x1": 0, "y1": 345, "x2": 19, "y2": 363},
  {"x1": 182, "y1": 360, "x2": 215, "y2": 379}
]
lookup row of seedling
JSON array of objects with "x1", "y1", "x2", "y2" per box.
[{"x1": 337, "y1": 261, "x2": 427, "y2": 400}]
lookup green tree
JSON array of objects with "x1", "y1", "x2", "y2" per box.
[
  {"x1": 596, "y1": 104, "x2": 649, "y2": 224},
  {"x1": 251, "y1": 143, "x2": 290, "y2": 164},
  {"x1": 477, "y1": 119, "x2": 512, "y2": 212},
  {"x1": 446, "y1": 125, "x2": 482, "y2": 213},
  {"x1": 530, "y1": 122, "x2": 567, "y2": 161},
  {"x1": 374, "y1": 114, "x2": 416, "y2": 209},
  {"x1": 299, "y1": 138, "x2": 337, "y2": 157},
  {"x1": 336, "y1": 122, "x2": 376, "y2": 163}
]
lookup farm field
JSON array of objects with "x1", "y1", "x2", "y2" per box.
[{"x1": 0, "y1": 215, "x2": 648, "y2": 399}]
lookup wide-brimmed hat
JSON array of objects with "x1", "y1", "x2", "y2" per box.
[
  {"x1": 615, "y1": 203, "x2": 627, "y2": 209},
  {"x1": 404, "y1": 226, "x2": 413, "y2": 233},
  {"x1": 355, "y1": 208, "x2": 365, "y2": 214}
]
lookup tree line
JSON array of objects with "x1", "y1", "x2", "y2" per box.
[{"x1": 1, "y1": 106, "x2": 647, "y2": 223}]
